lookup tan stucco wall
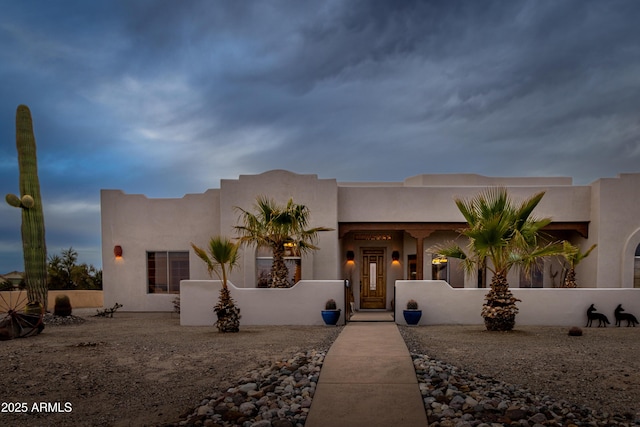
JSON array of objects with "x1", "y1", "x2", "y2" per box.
[
  {"x1": 589, "y1": 174, "x2": 640, "y2": 288},
  {"x1": 220, "y1": 170, "x2": 340, "y2": 287},
  {"x1": 100, "y1": 171, "x2": 640, "y2": 313},
  {"x1": 338, "y1": 183, "x2": 591, "y2": 222},
  {"x1": 0, "y1": 290, "x2": 103, "y2": 311},
  {"x1": 101, "y1": 189, "x2": 220, "y2": 311},
  {"x1": 180, "y1": 280, "x2": 345, "y2": 326},
  {"x1": 396, "y1": 281, "x2": 640, "y2": 326}
]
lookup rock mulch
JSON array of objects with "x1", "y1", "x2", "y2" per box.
[
  {"x1": 164, "y1": 349, "x2": 326, "y2": 427},
  {"x1": 400, "y1": 325, "x2": 640, "y2": 427},
  {"x1": 167, "y1": 323, "x2": 640, "y2": 427},
  {"x1": 412, "y1": 354, "x2": 638, "y2": 427},
  {"x1": 42, "y1": 313, "x2": 86, "y2": 326}
]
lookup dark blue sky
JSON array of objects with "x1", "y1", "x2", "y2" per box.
[{"x1": 2, "y1": 0, "x2": 640, "y2": 273}]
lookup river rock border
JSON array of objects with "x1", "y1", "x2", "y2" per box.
[
  {"x1": 412, "y1": 354, "x2": 637, "y2": 426},
  {"x1": 166, "y1": 349, "x2": 325, "y2": 427},
  {"x1": 399, "y1": 326, "x2": 639, "y2": 427}
]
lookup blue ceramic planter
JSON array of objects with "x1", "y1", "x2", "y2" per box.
[
  {"x1": 403, "y1": 310, "x2": 422, "y2": 325},
  {"x1": 321, "y1": 310, "x2": 341, "y2": 325}
]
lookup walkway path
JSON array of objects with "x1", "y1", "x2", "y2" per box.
[{"x1": 306, "y1": 322, "x2": 427, "y2": 427}]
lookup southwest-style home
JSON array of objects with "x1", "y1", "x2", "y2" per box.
[{"x1": 101, "y1": 170, "x2": 640, "y2": 314}]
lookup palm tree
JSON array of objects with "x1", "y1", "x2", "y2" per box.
[
  {"x1": 234, "y1": 196, "x2": 333, "y2": 288},
  {"x1": 559, "y1": 241, "x2": 597, "y2": 288},
  {"x1": 191, "y1": 236, "x2": 241, "y2": 333},
  {"x1": 434, "y1": 187, "x2": 561, "y2": 331}
]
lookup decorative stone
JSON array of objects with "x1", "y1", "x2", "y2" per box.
[
  {"x1": 238, "y1": 383, "x2": 258, "y2": 393},
  {"x1": 568, "y1": 326, "x2": 583, "y2": 336},
  {"x1": 239, "y1": 402, "x2": 256, "y2": 416}
]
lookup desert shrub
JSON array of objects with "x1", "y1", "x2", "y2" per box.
[{"x1": 54, "y1": 294, "x2": 73, "y2": 317}]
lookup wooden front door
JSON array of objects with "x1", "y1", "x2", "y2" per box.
[{"x1": 360, "y1": 248, "x2": 386, "y2": 309}]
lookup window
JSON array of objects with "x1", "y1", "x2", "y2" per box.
[
  {"x1": 432, "y1": 255, "x2": 448, "y2": 281},
  {"x1": 147, "y1": 251, "x2": 189, "y2": 294},
  {"x1": 634, "y1": 244, "x2": 640, "y2": 288},
  {"x1": 519, "y1": 260, "x2": 544, "y2": 288},
  {"x1": 255, "y1": 244, "x2": 301, "y2": 287},
  {"x1": 407, "y1": 255, "x2": 417, "y2": 280}
]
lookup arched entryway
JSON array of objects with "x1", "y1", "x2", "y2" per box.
[{"x1": 622, "y1": 228, "x2": 640, "y2": 288}]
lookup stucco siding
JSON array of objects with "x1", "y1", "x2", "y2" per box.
[
  {"x1": 338, "y1": 185, "x2": 590, "y2": 223},
  {"x1": 591, "y1": 174, "x2": 640, "y2": 287},
  {"x1": 100, "y1": 171, "x2": 640, "y2": 314},
  {"x1": 220, "y1": 170, "x2": 340, "y2": 287},
  {"x1": 101, "y1": 189, "x2": 220, "y2": 311}
]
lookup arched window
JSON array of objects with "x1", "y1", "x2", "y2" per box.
[{"x1": 634, "y1": 244, "x2": 640, "y2": 288}]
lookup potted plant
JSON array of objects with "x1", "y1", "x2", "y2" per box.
[
  {"x1": 321, "y1": 299, "x2": 341, "y2": 325},
  {"x1": 403, "y1": 299, "x2": 422, "y2": 325}
]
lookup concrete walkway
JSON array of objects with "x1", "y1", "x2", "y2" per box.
[{"x1": 306, "y1": 322, "x2": 427, "y2": 427}]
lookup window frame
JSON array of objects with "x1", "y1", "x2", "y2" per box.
[
  {"x1": 147, "y1": 251, "x2": 190, "y2": 294},
  {"x1": 255, "y1": 244, "x2": 302, "y2": 287}
]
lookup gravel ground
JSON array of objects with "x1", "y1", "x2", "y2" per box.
[
  {"x1": 3, "y1": 311, "x2": 639, "y2": 426},
  {"x1": 0, "y1": 311, "x2": 341, "y2": 427},
  {"x1": 400, "y1": 324, "x2": 640, "y2": 421}
]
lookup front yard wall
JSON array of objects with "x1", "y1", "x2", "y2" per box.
[
  {"x1": 180, "y1": 280, "x2": 346, "y2": 326},
  {"x1": 396, "y1": 280, "x2": 640, "y2": 326},
  {"x1": 0, "y1": 290, "x2": 103, "y2": 311}
]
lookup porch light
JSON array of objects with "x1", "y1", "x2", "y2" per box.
[
  {"x1": 392, "y1": 251, "x2": 400, "y2": 263},
  {"x1": 346, "y1": 250, "x2": 355, "y2": 263},
  {"x1": 114, "y1": 245, "x2": 123, "y2": 258},
  {"x1": 432, "y1": 256, "x2": 447, "y2": 265}
]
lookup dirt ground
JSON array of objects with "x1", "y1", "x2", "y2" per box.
[
  {"x1": 402, "y1": 324, "x2": 640, "y2": 419},
  {"x1": 2, "y1": 313, "x2": 640, "y2": 426},
  {"x1": 0, "y1": 312, "x2": 341, "y2": 427}
]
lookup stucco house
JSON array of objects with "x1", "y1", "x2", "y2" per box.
[
  {"x1": 0, "y1": 271, "x2": 24, "y2": 288},
  {"x1": 101, "y1": 170, "x2": 640, "y2": 315}
]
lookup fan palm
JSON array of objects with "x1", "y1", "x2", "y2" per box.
[
  {"x1": 434, "y1": 187, "x2": 561, "y2": 331},
  {"x1": 191, "y1": 236, "x2": 241, "y2": 333},
  {"x1": 559, "y1": 241, "x2": 597, "y2": 288},
  {"x1": 235, "y1": 196, "x2": 333, "y2": 288}
]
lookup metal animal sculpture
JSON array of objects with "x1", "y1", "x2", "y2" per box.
[
  {"x1": 586, "y1": 304, "x2": 610, "y2": 327},
  {"x1": 614, "y1": 304, "x2": 639, "y2": 327}
]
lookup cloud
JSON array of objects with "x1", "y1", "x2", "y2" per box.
[{"x1": 1, "y1": 0, "x2": 640, "y2": 272}]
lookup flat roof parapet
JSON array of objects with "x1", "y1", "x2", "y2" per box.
[{"x1": 402, "y1": 173, "x2": 574, "y2": 187}]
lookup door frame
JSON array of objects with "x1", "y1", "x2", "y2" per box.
[{"x1": 359, "y1": 247, "x2": 387, "y2": 309}]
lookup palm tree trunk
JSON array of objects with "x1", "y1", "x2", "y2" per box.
[
  {"x1": 563, "y1": 268, "x2": 577, "y2": 288},
  {"x1": 270, "y1": 244, "x2": 290, "y2": 288},
  {"x1": 482, "y1": 272, "x2": 520, "y2": 331},
  {"x1": 214, "y1": 288, "x2": 240, "y2": 333}
]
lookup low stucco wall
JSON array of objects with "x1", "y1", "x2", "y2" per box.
[
  {"x1": 0, "y1": 290, "x2": 103, "y2": 311},
  {"x1": 180, "y1": 280, "x2": 345, "y2": 326},
  {"x1": 395, "y1": 280, "x2": 640, "y2": 326}
]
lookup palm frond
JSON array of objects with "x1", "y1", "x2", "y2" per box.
[{"x1": 191, "y1": 236, "x2": 240, "y2": 289}]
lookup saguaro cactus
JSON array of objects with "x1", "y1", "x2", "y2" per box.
[{"x1": 5, "y1": 105, "x2": 48, "y2": 310}]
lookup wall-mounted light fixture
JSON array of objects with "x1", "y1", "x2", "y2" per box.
[
  {"x1": 391, "y1": 250, "x2": 400, "y2": 264},
  {"x1": 346, "y1": 250, "x2": 355, "y2": 263},
  {"x1": 114, "y1": 245, "x2": 123, "y2": 258}
]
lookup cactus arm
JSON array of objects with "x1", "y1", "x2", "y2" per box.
[
  {"x1": 6, "y1": 193, "x2": 22, "y2": 207},
  {"x1": 5, "y1": 194, "x2": 34, "y2": 208}
]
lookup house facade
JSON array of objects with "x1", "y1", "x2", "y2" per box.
[
  {"x1": 101, "y1": 170, "x2": 640, "y2": 312},
  {"x1": 0, "y1": 271, "x2": 23, "y2": 288}
]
